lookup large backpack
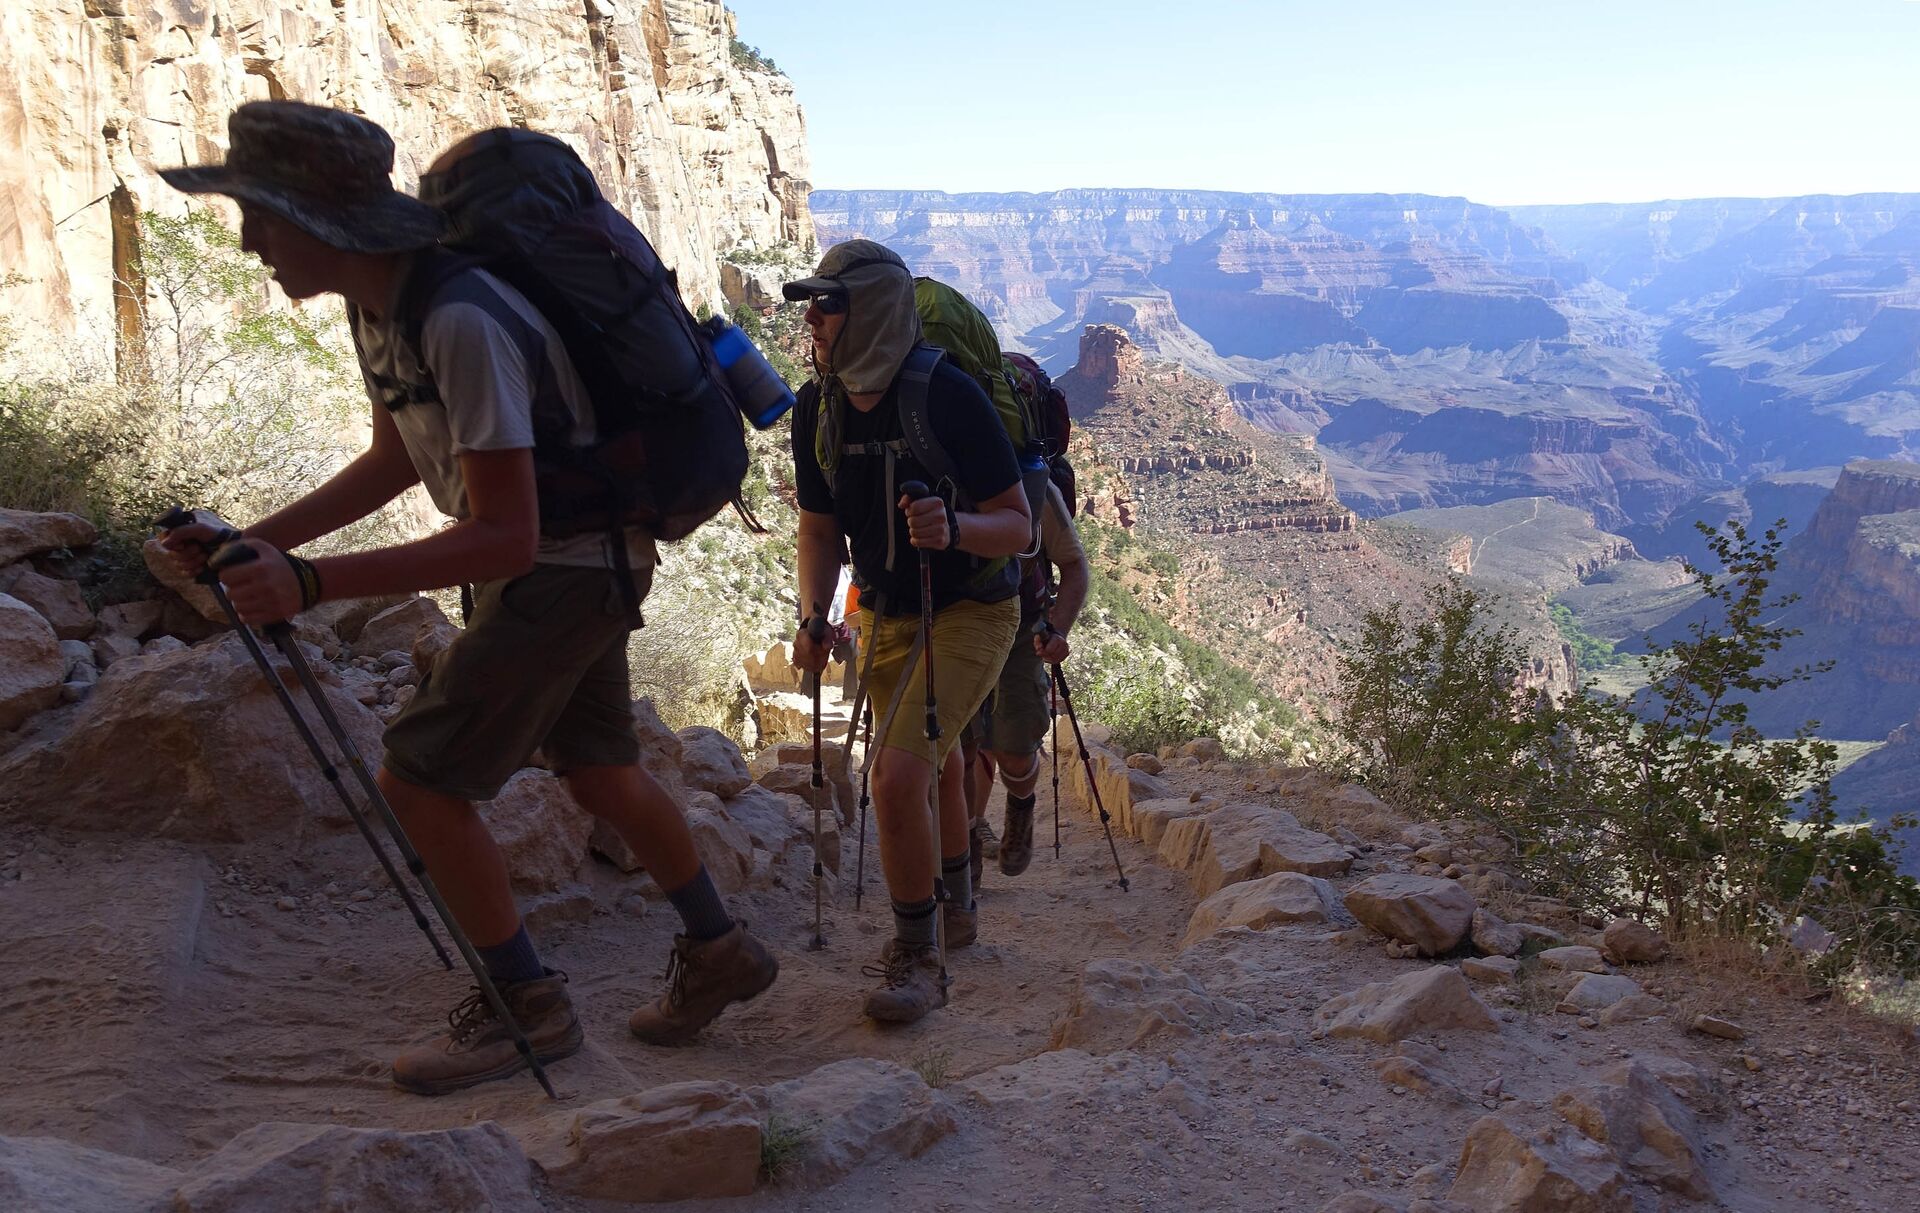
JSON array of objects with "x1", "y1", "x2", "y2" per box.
[
  {"x1": 351, "y1": 128, "x2": 751, "y2": 611},
  {"x1": 1003, "y1": 351, "x2": 1076, "y2": 516}
]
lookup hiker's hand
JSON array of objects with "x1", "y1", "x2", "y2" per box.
[
  {"x1": 215, "y1": 539, "x2": 300, "y2": 625},
  {"x1": 900, "y1": 493, "x2": 949, "y2": 550},
  {"x1": 1035, "y1": 629, "x2": 1070, "y2": 664},
  {"x1": 793, "y1": 620, "x2": 832, "y2": 673},
  {"x1": 158, "y1": 522, "x2": 223, "y2": 578}
]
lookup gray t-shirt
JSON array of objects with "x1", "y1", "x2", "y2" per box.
[{"x1": 352, "y1": 262, "x2": 656, "y2": 571}]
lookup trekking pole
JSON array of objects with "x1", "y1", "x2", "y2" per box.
[
  {"x1": 1050, "y1": 650, "x2": 1062, "y2": 861},
  {"x1": 806, "y1": 606, "x2": 829, "y2": 952},
  {"x1": 153, "y1": 509, "x2": 453, "y2": 971},
  {"x1": 899, "y1": 481, "x2": 950, "y2": 982},
  {"x1": 202, "y1": 540, "x2": 559, "y2": 1100},
  {"x1": 853, "y1": 703, "x2": 874, "y2": 910},
  {"x1": 1043, "y1": 636, "x2": 1130, "y2": 893}
]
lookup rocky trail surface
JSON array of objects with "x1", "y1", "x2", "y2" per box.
[{"x1": 0, "y1": 506, "x2": 1916, "y2": 1212}]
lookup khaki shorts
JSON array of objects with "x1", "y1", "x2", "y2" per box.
[
  {"x1": 972, "y1": 632, "x2": 1052, "y2": 757},
  {"x1": 382, "y1": 564, "x2": 650, "y2": 800},
  {"x1": 859, "y1": 596, "x2": 1020, "y2": 764}
]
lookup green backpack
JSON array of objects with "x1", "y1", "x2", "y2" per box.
[{"x1": 913, "y1": 277, "x2": 1034, "y2": 453}]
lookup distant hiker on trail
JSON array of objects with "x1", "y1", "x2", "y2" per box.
[
  {"x1": 964, "y1": 475, "x2": 1089, "y2": 881},
  {"x1": 156, "y1": 101, "x2": 777, "y2": 1095},
  {"x1": 785, "y1": 240, "x2": 1032, "y2": 1023}
]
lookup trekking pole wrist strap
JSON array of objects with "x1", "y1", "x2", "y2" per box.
[
  {"x1": 944, "y1": 500, "x2": 959, "y2": 551},
  {"x1": 283, "y1": 552, "x2": 324, "y2": 611}
]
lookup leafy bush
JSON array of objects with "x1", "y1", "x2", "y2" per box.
[
  {"x1": 728, "y1": 38, "x2": 780, "y2": 75},
  {"x1": 1550, "y1": 600, "x2": 1624, "y2": 670},
  {"x1": 1334, "y1": 521, "x2": 1920, "y2": 982}
]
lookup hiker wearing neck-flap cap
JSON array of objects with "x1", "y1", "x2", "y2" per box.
[
  {"x1": 785, "y1": 240, "x2": 1032, "y2": 1024},
  {"x1": 156, "y1": 101, "x2": 779, "y2": 1099}
]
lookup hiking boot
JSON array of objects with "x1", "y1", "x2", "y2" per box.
[
  {"x1": 629, "y1": 922, "x2": 779, "y2": 1045},
  {"x1": 999, "y1": 797, "x2": 1035, "y2": 876},
  {"x1": 969, "y1": 817, "x2": 998, "y2": 888},
  {"x1": 391, "y1": 970, "x2": 582, "y2": 1096},
  {"x1": 861, "y1": 939, "x2": 948, "y2": 1023},
  {"x1": 944, "y1": 898, "x2": 978, "y2": 949}
]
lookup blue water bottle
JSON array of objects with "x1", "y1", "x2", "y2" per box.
[{"x1": 703, "y1": 315, "x2": 796, "y2": 429}]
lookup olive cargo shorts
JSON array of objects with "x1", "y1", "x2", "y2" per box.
[
  {"x1": 973, "y1": 631, "x2": 1052, "y2": 757},
  {"x1": 859, "y1": 596, "x2": 1021, "y2": 764},
  {"x1": 382, "y1": 564, "x2": 651, "y2": 801}
]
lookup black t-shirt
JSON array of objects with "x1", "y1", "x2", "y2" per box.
[{"x1": 792, "y1": 358, "x2": 1021, "y2": 615}]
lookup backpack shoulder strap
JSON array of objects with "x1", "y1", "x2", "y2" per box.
[{"x1": 895, "y1": 343, "x2": 965, "y2": 499}]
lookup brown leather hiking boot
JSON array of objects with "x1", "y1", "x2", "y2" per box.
[
  {"x1": 944, "y1": 898, "x2": 978, "y2": 949},
  {"x1": 629, "y1": 922, "x2": 778, "y2": 1045},
  {"x1": 862, "y1": 939, "x2": 948, "y2": 1023},
  {"x1": 391, "y1": 970, "x2": 582, "y2": 1096},
  {"x1": 999, "y1": 797, "x2": 1035, "y2": 876}
]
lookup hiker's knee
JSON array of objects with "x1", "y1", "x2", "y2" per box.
[
  {"x1": 377, "y1": 765, "x2": 478, "y2": 829},
  {"x1": 995, "y1": 750, "x2": 1040, "y2": 796},
  {"x1": 870, "y1": 749, "x2": 932, "y2": 816}
]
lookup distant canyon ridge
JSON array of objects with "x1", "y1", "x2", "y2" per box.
[{"x1": 814, "y1": 189, "x2": 1920, "y2": 529}]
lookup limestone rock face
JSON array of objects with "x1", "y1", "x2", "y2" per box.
[
  {"x1": 1183, "y1": 871, "x2": 1341, "y2": 947},
  {"x1": 1314, "y1": 965, "x2": 1499, "y2": 1044},
  {"x1": 0, "y1": 593, "x2": 65, "y2": 730},
  {"x1": 172, "y1": 1121, "x2": 540, "y2": 1213},
  {"x1": 1343, "y1": 874, "x2": 1477, "y2": 956},
  {"x1": 0, "y1": 632, "x2": 381, "y2": 841},
  {"x1": 527, "y1": 1080, "x2": 763, "y2": 1203},
  {"x1": 1448, "y1": 1116, "x2": 1632, "y2": 1213},
  {"x1": 1, "y1": 0, "x2": 811, "y2": 333},
  {"x1": 761, "y1": 1059, "x2": 957, "y2": 1188}
]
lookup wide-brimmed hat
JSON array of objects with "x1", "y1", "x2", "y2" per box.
[
  {"x1": 160, "y1": 101, "x2": 445, "y2": 255},
  {"x1": 782, "y1": 239, "x2": 909, "y2": 302}
]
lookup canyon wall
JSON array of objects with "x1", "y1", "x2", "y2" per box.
[{"x1": 0, "y1": 0, "x2": 812, "y2": 337}]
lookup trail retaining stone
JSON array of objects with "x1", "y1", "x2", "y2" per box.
[
  {"x1": 1183, "y1": 871, "x2": 1341, "y2": 946},
  {"x1": 0, "y1": 1134, "x2": 182, "y2": 1213},
  {"x1": 172, "y1": 1121, "x2": 540, "y2": 1213},
  {"x1": 527, "y1": 1081, "x2": 763, "y2": 1203},
  {"x1": 762, "y1": 1059, "x2": 956, "y2": 1187},
  {"x1": 1314, "y1": 965, "x2": 1499, "y2": 1043},
  {"x1": 1050, "y1": 958, "x2": 1222, "y2": 1052},
  {"x1": 1343, "y1": 874, "x2": 1476, "y2": 955}
]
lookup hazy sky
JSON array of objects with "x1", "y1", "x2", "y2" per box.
[{"x1": 723, "y1": 0, "x2": 1920, "y2": 205}]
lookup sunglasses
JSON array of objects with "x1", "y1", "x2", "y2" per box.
[{"x1": 810, "y1": 291, "x2": 849, "y2": 316}]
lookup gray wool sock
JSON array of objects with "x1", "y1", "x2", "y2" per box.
[
  {"x1": 476, "y1": 922, "x2": 545, "y2": 985},
  {"x1": 666, "y1": 866, "x2": 735, "y2": 942},
  {"x1": 941, "y1": 851, "x2": 973, "y2": 911},
  {"x1": 892, "y1": 896, "x2": 938, "y2": 948}
]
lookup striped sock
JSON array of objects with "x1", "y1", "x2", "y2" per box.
[
  {"x1": 892, "y1": 896, "x2": 938, "y2": 948},
  {"x1": 942, "y1": 851, "x2": 973, "y2": 911}
]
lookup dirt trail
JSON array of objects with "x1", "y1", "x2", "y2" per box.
[{"x1": 0, "y1": 773, "x2": 1180, "y2": 1169}]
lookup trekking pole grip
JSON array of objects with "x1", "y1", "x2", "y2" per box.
[
  {"x1": 155, "y1": 506, "x2": 195, "y2": 531},
  {"x1": 806, "y1": 606, "x2": 829, "y2": 644}
]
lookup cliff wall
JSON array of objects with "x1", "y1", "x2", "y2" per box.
[{"x1": 0, "y1": 0, "x2": 811, "y2": 334}]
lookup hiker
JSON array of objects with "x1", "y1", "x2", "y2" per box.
[
  {"x1": 784, "y1": 240, "x2": 1032, "y2": 1023},
  {"x1": 156, "y1": 101, "x2": 777, "y2": 1095},
  {"x1": 964, "y1": 474, "x2": 1089, "y2": 880}
]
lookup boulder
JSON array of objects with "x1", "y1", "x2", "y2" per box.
[
  {"x1": 1600, "y1": 918, "x2": 1668, "y2": 965},
  {"x1": 1553, "y1": 1062, "x2": 1714, "y2": 1199},
  {"x1": 957, "y1": 1049, "x2": 1174, "y2": 1111},
  {"x1": 1461, "y1": 956, "x2": 1519, "y2": 984},
  {"x1": 1600, "y1": 1056, "x2": 1720, "y2": 1112},
  {"x1": 1162, "y1": 801, "x2": 1352, "y2": 897},
  {"x1": 0, "y1": 594, "x2": 64, "y2": 730},
  {"x1": 98, "y1": 600, "x2": 165, "y2": 640},
  {"x1": 688, "y1": 795, "x2": 756, "y2": 893},
  {"x1": 525, "y1": 1081, "x2": 763, "y2": 1203},
  {"x1": 0, "y1": 1133, "x2": 182, "y2": 1213},
  {"x1": 1689, "y1": 1014, "x2": 1747, "y2": 1042},
  {"x1": 0, "y1": 633, "x2": 380, "y2": 841},
  {"x1": 754, "y1": 761, "x2": 842, "y2": 823},
  {"x1": 676, "y1": 726, "x2": 752, "y2": 797},
  {"x1": 631, "y1": 698, "x2": 688, "y2": 791},
  {"x1": 761, "y1": 1059, "x2": 956, "y2": 1187},
  {"x1": 1049, "y1": 958, "x2": 1221, "y2": 1053},
  {"x1": 1343, "y1": 874, "x2": 1476, "y2": 956},
  {"x1": 753, "y1": 690, "x2": 812, "y2": 745},
  {"x1": 140, "y1": 536, "x2": 224, "y2": 623},
  {"x1": 1558, "y1": 975, "x2": 1665, "y2": 1023},
  {"x1": 57, "y1": 638, "x2": 94, "y2": 679},
  {"x1": 0, "y1": 508, "x2": 96, "y2": 565},
  {"x1": 409, "y1": 620, "x2": 462, "y2": 677},
  {"x1": 91, "y1": 631, "x2": 142, "y2": 668},
  {"x1": 1314, "y1": 965, "x2": 1499, "y2": 1044},
  {"x1": 481, "y1": 770, "x2": 593, "y2": 898},
  {"x1": 352, "y1": 597, "x2": 447, "y2": 659},
  {"x1": 751, "y1": 740, "x2": 854, "y2": 825},
  {"x1": 172, "y1": 1121, "x2": 539, "y2": 1213},
  {"x1": 1125, "y1": 752, "x2": 1164, "y2": 774},
  {"x1": 723, "y1": 784, "x2": 838, "y2": 876},
  {"x1": 1469, "y1": 908, "x2": 1525, "y2": 958},
  {"x1": 1537, "y1": 946, "x2": 1609, "y2": 974},
  {"x1": 1448, "y1": 1116, "x2": 1631, "y2": 1213},
  {"x1": 1183, "y1": 871, "x2": 1341, "y2": 947},
  {"x1": 301, "y1": 595, "x2": 413, "y2": 645},
  {"x1": 1174, "y1": 737, "x2": 1226, "y2": 762},
  {"x1": 1132, "y1": 798, "x2": 1208, "y2": 849},
  {"x1": 142, "y1": 636, "x2": 188, "y2": 658},
  {"x1": 4, "y1": 568, "x2": 93, "y2": 639}
]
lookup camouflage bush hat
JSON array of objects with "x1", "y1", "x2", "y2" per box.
[{"x1": 160, "y1": 101, "x2": 445, "y2": 255}]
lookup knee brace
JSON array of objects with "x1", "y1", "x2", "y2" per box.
[{"x1": 997, "y1": 751, "x2": 1040, "y2": 797}]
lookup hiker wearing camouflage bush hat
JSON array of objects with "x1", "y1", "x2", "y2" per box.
[{"x1": 159, "y1": 103, "x2": 778, "y2": 1097}]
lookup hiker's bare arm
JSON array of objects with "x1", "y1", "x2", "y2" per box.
[
  {"x1": 214, "y1": 448, "x2": 539, "y2": 625},
  {"x1": 793, "y1": 508, "x2": 842, "y2": 673},
  {"x1": 246, "y1": 406, "x2": 421, "y2": 553},
  {"x1": 900, "y1": 483, "x2": 1032, "y2": 556}
]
